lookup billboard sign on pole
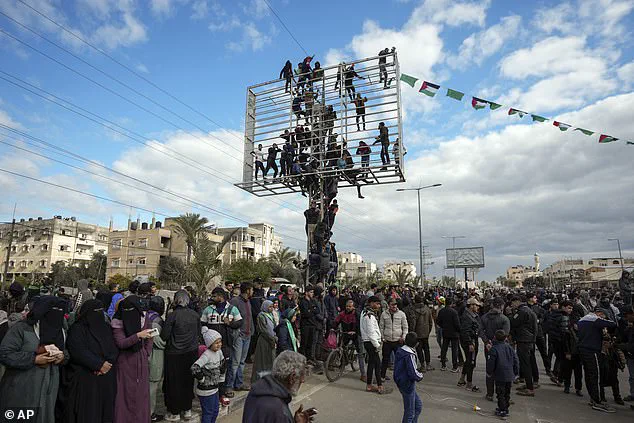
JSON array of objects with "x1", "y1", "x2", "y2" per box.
[{"x1": 446, "y1": 247, "x2": 485, "y2": 269}]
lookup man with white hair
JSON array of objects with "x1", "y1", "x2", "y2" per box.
[{"x1": 242, "y1": 351, "x2": 317, "y2": 423}]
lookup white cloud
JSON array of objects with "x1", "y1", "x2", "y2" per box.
[
  {"x1": 243, "y1": 0, "x2": 270, "y2": 19},
  {"x1": 208, "y1": 17, "x2": 241, "y2": 32},
  {"x1": 135, "y1": 63, "x2": 149, "y2": 73},
  {"x1": 150, "y1": 0, "x2": 174, "y2": 17},
  {"x1": 449, "y1": 15, "x2": 521, "y2": 69},
  {"x1": 0, "y1": 109, "x2": 23, "y2": 130},
  {"x1": 412, "y1": 0, "x2": 491, "y2": 27},
  {"x1": 190, "y1": 0, "x2": 209, "y2": 19},
  {"x1": 618, "y1": 61, "x2": 634, "y2": 86},
  {"x1": 226, "y1": 23, "x2": 272, "y2": 52}
]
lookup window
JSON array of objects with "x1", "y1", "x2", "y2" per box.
[
  {"x1": 41, "y1": 244, "x2": 48, "y2": 251},
  {"x1": 250, "y1": 236, "x2": 255, "y2": 242},
  {"x1": 112, "y1": 239, "x2": 122, "y2": 250},
  {"x1": 19, "y1": 260, "x2": 27, "y2": 268},
  {"x1": 31, "y1": 245, "x2": 36, "y2": 250},
  {"x1": 42, "y1": 229, "x2": 50, "y2": 236},
  {"x1": 139, "y1": 238, "x2": 148, "y2": 248},
  {"x1": 60, "y1": 245, "x2": 69, "y2": 252},
  {"x1": 22, "y1": 245, "x2": 28, "y2": 252},
  {"x1": 138, "y1": 257, "x2": 147, "y2": 265},
  {"x1": 588, "y1": 261, "x2": 594, "y2": 265},
  {"x1": 612, "y1": 260, "x2": 620, "y2": 265},
  {"x1": 98, "y1": 249, "x2": 105, "y2": 254},
  {"x1": 111, "y1": 258, "x2": 120, "y2": 268},
  {"x1": 28, "y1": 260, "x2": 33, "y2": 265},
  {"x1": 128, "y1": 240, "x2": 135, "y2": 246},
  {"x1": 11, "y1": 246, "x2": 16, "y2": 253},
  {"x1": 0, "y1": 232, "x2": 3, "y2": 239},
  {"x1": 61, "y1": 229, "x2": 70, "y2": 236},
  {"x1": 8, "y1": 260, "x2": 14, "y2": 268},
  {"x1": 39, "y1": 260, "x2": 47, "y2": 267},
  {"x1": 98, "y1": 234, "x2": 107, "y2": 241}
]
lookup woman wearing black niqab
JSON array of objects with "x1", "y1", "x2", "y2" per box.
[
  {"x1": 61, "y1": 299, "x2": 119, "y2": 423},
  {"x1": 0, "y1": 296, "x2": 68, "y2": 423}
]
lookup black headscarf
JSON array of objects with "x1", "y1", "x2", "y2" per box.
[
  {"x1": 114, "y1": 295, "x2": 144, "y2": 352},
  {"x1": 26, "y1": 295, "x2": 66, "y2": 350},
  {"x1": 77, "y1": 299, "x2": 118, "y2": 359},
  {"x1": 149, "y1": 295, "x2": 165, "y2": 316}
]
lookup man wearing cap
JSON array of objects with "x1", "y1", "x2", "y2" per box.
[
  {"x1": 510, "y1": 295, "x2": 538, "y2": 397},
  {"x1": 458, "y1": 297, "x2": 483, "y2": 392}
]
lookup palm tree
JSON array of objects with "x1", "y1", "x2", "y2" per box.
[
  {"x1": 392, "y1": 267, "x2": 414, "y2": 286},
  {"x1": 268, "y1": 247, "x2": 299, "y2": 269},
  {"x1": 187, "y1": 230, "x2": 237, "y2": 295},
  {"x1": 172, "y1": 213, "x2": 210, "y2": 265}
]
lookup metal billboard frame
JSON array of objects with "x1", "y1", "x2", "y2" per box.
[{"x1": 446, "y1": 247, "x2": 485, "y2": 269}]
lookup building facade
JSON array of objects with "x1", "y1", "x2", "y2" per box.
[
  {"x1": 541, "y1": 257, "x2": 633, "y2": 287},
  {"x1": 383, "y1": 261, "x2": 417, "y2": 282},
  {"x1": 0, "y1": 216, "x2": 109, "y2": 283},
  {"x1": 336, "y1": 252, "x2": 378, "y2": 281},
  {"x1": 216, "y1": 223, "x2": 282, "y2": 264}
]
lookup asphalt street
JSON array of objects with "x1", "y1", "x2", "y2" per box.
[{"x1": 221, "y1": 335, "x2": 632, "y2": 423}]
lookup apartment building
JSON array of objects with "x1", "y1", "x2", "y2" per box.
[
  {"x1": 0, "y1": 216, "x2": 109, "y2": 282},
  {"x1": 337, "y1": 252, "x2": 378, "y2": 281},
  {"x1": 384, "y1": 261, "x2": 417, "y2": 282},
  {"x1": 541, "y1": 257, "x2": 634, "y2": 287},
  {"x1": 216, "y1": 223, "x2": 282, "y2": 264}
]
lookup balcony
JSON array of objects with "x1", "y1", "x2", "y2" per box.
[{"x1": 241, "y1": 241, "x2": 256, "y2": 249}]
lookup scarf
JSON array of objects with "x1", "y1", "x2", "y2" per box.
[
  {"x1": 27, "y1": 295, "x2": 66, "y2": 350},
  {"x1": 285, "y1": 319, "x2": 297, "y2": 352},
  {"x1": 115, "y1": 295, "x2": 144, "y2": 352}
]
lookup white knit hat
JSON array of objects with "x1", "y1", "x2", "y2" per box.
[{"x1": 201, "y1": 327, "x2": 222, "y2": 347}]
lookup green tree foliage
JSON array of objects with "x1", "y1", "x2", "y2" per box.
[
  {"x1": 223, "y1": 258, "x2": 271, "y2": 286},
  {"x1": 185, "y1": 229, "x2": 237, "y2": 295},
  {"x1": 158, "y1": 256, "x2": 186, "y2": 290},
  {"x1": 107, "y1": 273, "x2": 133, "y2": 289},
  {"x1": 392, "y1": 267, "x2": 414, "y2": 286},
  {"x1": 172, "y1": 213, "x2": 210, "y2": 265},
  {"x1": 268, "y1": 247, "x2": 302, "y2": 286}
]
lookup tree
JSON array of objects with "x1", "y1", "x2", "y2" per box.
[
  {"x1": 392, "y1": 267, "x2": 414, "y2": 286},
  {"x1": 158, "y1": 256, "x2": 186, "y2": 290},
  {"x1": 222, "y1": 258, "x2": 271, "y2": 286},
  {"x1": 86, "y1": 252, "x2": 107, "y2": 283},
  {"x1": 107, "y1": 273, "x2": 133, "y2": 289},
  {"x1": 172, "y1": 213, "x2": 210, "y2": 265},
  {"x1": 269, "y1": 247, "x2": 300, "y2": 269},
  {"x1": 47, "y1": 260, "x2": 81, "y2": 287},
  {"x1": 186, "y1": 230, "x2": 237, "y2": 295}
]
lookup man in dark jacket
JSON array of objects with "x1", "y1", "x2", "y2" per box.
[
  {"x1": 406, "y1": 295, "x2": 434, "y2": 371},
  {"x1": 324, "y1": 286, "x2": 340, "y2": 330},
  {"x1": 459, "y1": 297, "x2": 483, "y2": 391},
  {"x1": 481, "y1": 297, "x2": 511, "y2": 400},
  {"x1": 486, "y1": 330, "x2": 519, "y2": 419},
  {"x1": 528, "y1": 293, "x2": 552, "y2": 377},
  {"x1": 559, "y1": 300, "x2": 583, "y2": 396},
  {"x1": 545, "y1": 298, "x2": 568, "y2": 385},
  {"x1": 437, "y1": 299, "x2": 461, "y2": 372},
  {"x1": 242, "y1": 351, "x2": 316, "y2": 423},
  {"x1": 299, "y1": 286, "x2": 322, "y2": 364},
  {"x1": 578, "y1": 308, "x2": 617, "y2": 413},
  {"x1": 510, "y1": 295, "x2": 538, "y2": 397}
]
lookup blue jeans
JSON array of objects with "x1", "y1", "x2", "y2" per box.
[
  {"x1": 229, "y1": 334, "x2": 251, "y2": 389},
  {"x1": 198, "y1": 393, "x2": 219, "y2": 423},
  {"x1": 400, "y1": 388, "x2": 422, "y2": 423}
]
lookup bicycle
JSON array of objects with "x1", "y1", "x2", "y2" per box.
[{"x1": 324, "y1": 330, "x2": 359, "y2": 382}]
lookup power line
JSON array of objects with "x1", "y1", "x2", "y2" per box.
[
  {"x1": 0, "y1": 28, "x2": 243, "y2": 162},
  {"x1": 0, "y1": 167, "x2": 308, "y2": 247},
  {"x1": 0, "y1": 10, "x2": 245, "y2": 156},
  {"x1": 261, "y1": 0, "x2": 309, "y2": 57},
  {"x1": 14, "y1": 0, "x2": 244, "y2": 144}
]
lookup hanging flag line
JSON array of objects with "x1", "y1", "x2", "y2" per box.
[{"x1": 399, "y1": 73, "x2": 629, "y2": 145}]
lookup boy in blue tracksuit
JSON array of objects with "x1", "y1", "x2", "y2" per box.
[
  {"x1": 486, "y1": 330, "x2": 519, "y2": 419},
  {"x1": 394, "y1": 332, "x2": 424, "y2": 423}
]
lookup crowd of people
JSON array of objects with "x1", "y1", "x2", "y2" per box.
[
  {"x1": 0, "y1": 272, "x2": 632, "y2": 422},
  {"x1": 251, "y1": 49, "x2": 405, "y2": 199}
]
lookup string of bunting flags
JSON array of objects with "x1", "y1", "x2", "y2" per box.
[{"x1": 400, "y1": 74, "x2": 629, "y2": 145}]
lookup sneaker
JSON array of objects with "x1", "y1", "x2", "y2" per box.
[
  {"x1": 615, "y1": 397, "x2": 625, "y2": 406},
  {"x1": 451, "y1": 368, "x2": 459, "y2": 373},
  {"x1": 164, "y1": 414, "x2": 180, "y2": 422},
  {"x1": 485, "y1": 395, "x2": 494, "y2": 402},
  {"x1": 235, "y1": 385, "x2": 251, "y2": 392},
  {"x1": 181, "y1": 410, "x2": 198, "y2": 421},
  {"x1": 564, "y1": 387, "x2": 570, "y2": 394},
  {"x1": 151, "y1": 414, "x2": 164, "y2": 422},
  {"x1": 623, "y1": 395, "x2": 634, "y2": 402},
  {"x1": 426, "y1": 364, "x2": 435, "y2": 371},
  {"x1": 575, "y1": 390, "x2": 583, "y2": 397},
  {"x1": 440, "y1": 366, "x2": 448, "y2": 372},
  {"x1": 383, "y1": 375, "x2": 391, "y2": 381},
  {"x1": 220, "y1": 397, "x2": 231, "y2": 406},
  {"x1": 224, "y1": 390, "x2": 235, "y2": 398},
  {"x1": 360, "y1": 375, "x2": 367, "y2": 383},
  {"x1": 534, "y1": 383, "x2": 541, "y2": 389},
  {"x1": 591, "y1": 402, "x2": 616, "y2": 413},
  {"x1": 516, "y1": 389, "x2": 535, "y2": 397}
]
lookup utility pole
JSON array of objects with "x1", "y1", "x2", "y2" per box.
[
  {"x1": 608, "y1": 238, "x2": 624, "y2": 272},
  {"x1": 2, "y1": 203, "x2": 17, "y2": 291},
  {"x1": 396, "y1": 183, "x2": 442, "y2": 289}
]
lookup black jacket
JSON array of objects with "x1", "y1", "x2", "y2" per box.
[
  {"x1": 436, "y1": 306, "x2": 461, "y2": 339},
  {"x1": 299, "y1": 297, "x2": 322, "y2": 329},
  {"x1": 510, "y1": 304, "x2": 538, "y2": 344},
  {"x1": 544, "y1": 309, "x2": 568, "y2": 342},
  {"x1": 480, "y1": 309, "x2": 511, "y2": 342},
  {"x1": 242, "y1": 375, "x2": 294, "y2": 423},
  {"x1": 530, "y1": 303, "x2": 547, "y2": 338},
  {"x1": 161, "y1": 306, "x2": 201, "y2": 354},
  {"x1": 460, "y1": 309, "x2": 482, "y2": 344}
]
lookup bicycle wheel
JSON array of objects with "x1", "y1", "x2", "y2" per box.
[
  {"x1": 349, "y1": 348, "x2": 359, "y2": 372},
  {"x1": 325, "y1": 348, "x2": 344, "y2": 382}
]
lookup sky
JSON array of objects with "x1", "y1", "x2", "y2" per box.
[{"x1": 0, "y1": 0, "x2": 633, "y2": 281}]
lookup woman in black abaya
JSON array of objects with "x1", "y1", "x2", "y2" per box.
[{"x1": 63, "y1": 299, "x2": 119, "y2": 423}]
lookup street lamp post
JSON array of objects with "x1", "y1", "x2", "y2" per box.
[
  {"x1": 396, "y1": 183, "x2": 442, "y2": 289},
  {"x1": 442, "y1": 235, "x2": 466, "y2": 285},
  {"x1": 608, "y1": 238, "x2": 624, "y2": 271}
]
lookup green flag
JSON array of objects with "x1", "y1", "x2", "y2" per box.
[
  {"x1": 489, "y1": 102, "x2": 502, "y2": 110},
  {"x1": 627, "y1": 141, "x2": 634, "y2": 145},
  {"x1": 531, "y1": 114, "x2": 547, "y2": 122},
  {"x1": 446, "y1": 88, "x2": 464, "y2": 101},
  {"x1": 400, "y1": 73, "x2": 418, "y2": 88},
  {"x1": 574, "y1": 128, "x2": 594, "y2": 136}
]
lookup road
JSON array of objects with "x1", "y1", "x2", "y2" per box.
[{"x1": 221, "y1": 338, "x2": 632, "y2": 423}]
